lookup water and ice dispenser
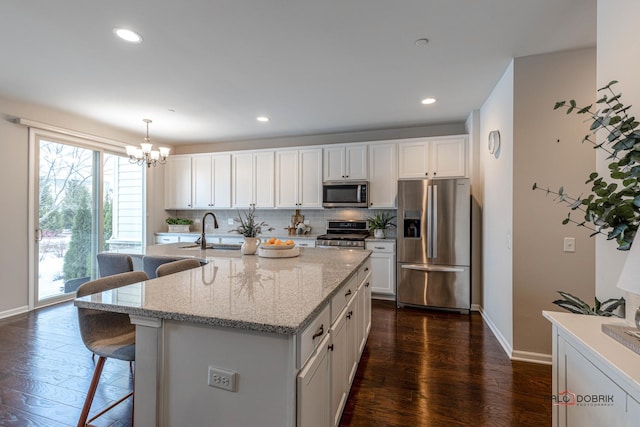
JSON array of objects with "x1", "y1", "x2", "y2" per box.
[{"x1": 403, "y1": 211, "x2": 421, "y2": 239}]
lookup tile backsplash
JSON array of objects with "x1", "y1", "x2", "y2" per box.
[{"x1": 164, "y1": 208, "x2": 397, "y2": 238}]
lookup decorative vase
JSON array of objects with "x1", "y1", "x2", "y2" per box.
[
  {"x1": 373, "y1": 229, "x2": 385, "y2": 239},
  {"x1": 241, "y1": 237, "x2": 262, "y2": 255}
]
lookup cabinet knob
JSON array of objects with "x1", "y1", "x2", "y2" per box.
[
  {"x1": 347, "y1": 311, "x2": 353, "y2": 319},
  {"x1": 425, "y1": 172, "x2": 428, "y2": 176},
  {"x1": 365, "y1": 282, "x2": 370, "y2": 287},
  {"x1": 328, "y1": 344, "x2": 334, "y2": 351},
  {"x1": 345, "y1": 289, "x2": 352, "y2": 298},
  {"x1": 365, "y1": 267, "x2": 369, "y2": 272}
]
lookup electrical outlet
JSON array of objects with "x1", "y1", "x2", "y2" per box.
[
  {"x1": 228, "y1": 218, "x2": 234, "y2": 225},
  {"x1": 564, "y1": 237, "x2": 576, "y2": 253},
  {"x1": 304, "y1": 220, "x2": 310, "y2": 225},
  {"x1": 194, "y1": 218, "x2": 201, "y2": 223},
  {"x1": 208, "y1": 366, "x2": 237, "y2": 392}
]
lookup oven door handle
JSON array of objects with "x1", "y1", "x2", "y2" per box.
[{"x1": 401, "y1": 265, "x2": 464, "y2": 273}]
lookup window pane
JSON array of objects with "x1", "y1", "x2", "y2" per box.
[
  {"x1": 38, "y1": 140, "x2": 97, "y2": 300},
  {"x1": 103, "y1": 154, "x2": 144, "y2": 253}
]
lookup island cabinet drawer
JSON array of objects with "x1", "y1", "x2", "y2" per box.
[
  {"x1": 298, "y1": 304, "x2": 330, "y2": 368},
  {"x1": 331, "y1": 274, "x2": 358, "y2": 323},
  {"x1": 359, "y1": 260, "x2": 372, "y2": 282}
]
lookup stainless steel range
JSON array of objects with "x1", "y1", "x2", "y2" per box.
[{"x1": 316, "y1": 220, "x2": 369, "y2": 249}]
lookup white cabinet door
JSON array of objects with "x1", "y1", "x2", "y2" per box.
[
  {"x1": 297, "y1": 334, "x2": 331, "y2": 427},
  {"x1": 345, "y1": 294, "x2": 359, "y2": 385},
  {"x1": 211, "y1": 153, "x2": 232, "y2": 208},
  {"x1": 330, "y1": 308, "x2": 348, "y2": 427},
  {"x1": 192, "y1": 155, "x2": 213, "y2": 209},
  {"x1": 564, "y1": 342, "x2": 629, "y2": 426},
  {"x1": 368, "y1": 143, "x2": 397, "y2": 208},
  {"x1": 398, "y1": 140, "x2": 429, "y2": 179},
  {"x1": 324, "y1": 145, "x2": 367, "y2": 181},
  {"x1": 365, "y1": 241, "x2": 396, "y2": 296},
  {"x1": 299, "y1": 148, "x2": 323, "y2": 208},
  {"x1": 431, "y1": 137, "x2": 466, "y2": 178},
  {"x1": 232, "y1": 152, "x2": 255, "y2": 208},
  {"x1": 277, "y1": 148, "x2": 322, "y2": 208},
  {"x1": 398, "y1": 136, "x2": 467, "y2": 179},
  {"x1": 254, "y1": 151, "x2": 275, "y2": 208},
  {"x1": 164, "y1": 156, "x2": 192, "y2": 209},
  {"x1": 276, "y1": 149, "x2": 300, "y2": 208},
  {"x1": 345, "y1": 145, "x2": 368, "y2": 180},
  {"x1": 324, "y1": 146, "x2": 346, "y2": 181}
]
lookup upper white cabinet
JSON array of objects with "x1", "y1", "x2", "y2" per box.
[
  {"x1": 324, "y1": 144, "x2": 367, "y2": 181},
  {"x1": 164, "y1": 155, "x2": 193, "y2": 209},
  {"x1": 232, "y1": 151, "x2": 275, "y2": 208},
  {"x1": 398, "y1": 136, "x2": 467, "y2": 179},
  {"x1": 368, "y1": 142, "x2": 397, "y2": 208},
  {"x1": 276, "y1": 148, "x2": 323, "y2": 208},
  {"x1": 192, "y1": 153, "x2": 231, "y2": 209}
]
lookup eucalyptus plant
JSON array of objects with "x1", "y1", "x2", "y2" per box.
[
  {"x1": 533, "y1": 80, "x2": 640, "y2": 250},
  {"x1": 230, "y1": 207, "x2": 274, "y2": 238}
]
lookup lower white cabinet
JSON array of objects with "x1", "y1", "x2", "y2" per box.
[
  {"x1": 545, "y1": 311, "x2": 640, "y2": 427},
  {"x1": 330, "y1": 305, "x2": 349, "y2": 427},
  {"x1": 297, "y1": 334, "x2": 331, "y2": 427},
  {"x1": 365, "y1": 241, "x2": 396, "y2": 296},
  {"x1": 298, "y1": 259, "x2": 371, "y2": 427}
]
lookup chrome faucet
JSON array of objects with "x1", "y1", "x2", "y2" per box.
[{"x1": 200, "y1": 212, "x2": 219, "y2": 249}]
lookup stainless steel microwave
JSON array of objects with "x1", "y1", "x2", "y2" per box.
[{"x1": 322, "y1": 181, "x2": 368, "y2": 208}]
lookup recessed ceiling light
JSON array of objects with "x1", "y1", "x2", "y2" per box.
[
  {"x1": 415, "y1": 38, "x2": 430, "y2": 46},
  {"x1": 113, "y1": 28, "x2": 143, "y2": 44},
  {"x1": 256, "y1": 116, "x2": 270, "y2": 122},
  {"x1": 421, "y1": 98, "x2": 437, "y2": 105}
]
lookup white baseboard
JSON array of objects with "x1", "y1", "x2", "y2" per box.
[
  {"x1": 0, "y1": 305, "x2": 28, "y2": 320},
  {"x1": 471, "y1": 303, "x2": 481, "y2": 312},
  {"x1": 478, "y1": 306, "x2": 552, "y2": 365},
  {"x1": 479, "y1": 306, "x2": 513, "y2": 358},
  {"x1": 511, "y1": 350, "x2": 552, "y2": 365}
]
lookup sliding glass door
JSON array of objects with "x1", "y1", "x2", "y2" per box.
[{"x1": 32, "y1": 134, "x2": 145, "y2": 307}]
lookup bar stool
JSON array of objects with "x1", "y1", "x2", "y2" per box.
[
  {"x1": 76, "y1": 270, "x2": 149, "y2": 427},
  {"x1": 96, "y1": 253, "x2": 134, "y2": 277},
  {"x1": 142, "y1": 255, "x2": 182, "y2": 279},
  {"x1": 156, "y1": 258, "x2": 202, "y2": 277}
]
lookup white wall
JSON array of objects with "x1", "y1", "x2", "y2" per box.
[
  {"x1": 512, "y1": 48, "x2": 596, "y2": 358},
  {"x1": 596, "y1": 0, "x2": 640, "y2": 321},
  {"x1": 479, "y1": 61, "x2": 514, "y2": 354}
]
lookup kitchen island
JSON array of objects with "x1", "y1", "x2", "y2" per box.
[{"x1": 75, "y1": 244, "x2": 371, "y2": 427}]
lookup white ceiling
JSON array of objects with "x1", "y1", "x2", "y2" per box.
[{"x1": 0, "y1": 0, "x2": 596, "y2": 145}]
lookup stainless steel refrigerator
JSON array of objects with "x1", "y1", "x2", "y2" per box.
[{"x1": 396, "y1": 178, "x2": 471, "y2": 312}]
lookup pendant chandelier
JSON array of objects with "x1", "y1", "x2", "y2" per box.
[{"x1": 125, "y1": 119, "x2": 170, "y2": 167}]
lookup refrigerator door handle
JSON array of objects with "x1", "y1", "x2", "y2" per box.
[
  {"x1": 426, "y1": 184, "x2": 432, "y2": 258},
  {"x1": 401, "y1": 264, "x2": 464, "y2": 273},
  {"x1": 432, "y1": 184, "x2": 438, "y2": 259}
]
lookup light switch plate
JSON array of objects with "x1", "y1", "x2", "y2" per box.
[
  {"x1": 563, "y1": 237, "x2": 576, "y2": 253},
  {"x1": 228, "y1": 218, "x2": 234, "y2": 225}
]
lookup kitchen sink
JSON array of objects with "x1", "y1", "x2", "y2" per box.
[{"x1": 178, "y1": 243, "x2": 242, "y2": 250}]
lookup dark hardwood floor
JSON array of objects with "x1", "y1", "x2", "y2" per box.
[
  {"x1": 0, "y1": 300, "x2": 551, "y2": 426},
  {"x1": 341, "y1": 301, "x2": 552, "y2": 427}
]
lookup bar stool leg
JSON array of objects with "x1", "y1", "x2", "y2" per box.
[{"x1": 78, "y1": 356, "x2": 106, "y2": 427}]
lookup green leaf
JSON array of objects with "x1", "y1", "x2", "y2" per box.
[
  {"x1": 554, "y1": 101, "x2": 566, "y2": 109},
  {"x1": 557, "y1": 291, "x2": 591, "y2": 310}
]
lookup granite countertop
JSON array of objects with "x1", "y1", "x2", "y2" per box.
[{"x1": 75, "y1": 244, "x2": 370, "y2": 335}]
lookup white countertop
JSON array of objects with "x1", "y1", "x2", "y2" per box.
[
  {"x1": 155, "y1": 231, "x2": 320, "y2": 240},
  {"x1": 75, "y1": 244, "x2": 370, "y2": 335}
]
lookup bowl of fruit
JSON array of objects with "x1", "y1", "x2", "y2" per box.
[{"x1": 261, "y1": 237, "x2": 296, "y2": 250}]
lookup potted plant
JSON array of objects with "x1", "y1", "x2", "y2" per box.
[
  {"x1": 229, "y1": 207, "x2": 274, "y2": 254},
  {"x1": 366, "y1": 211, "x2": 396, "y2": 239},
  {"x1": 166, "y1": 217, "x2": 193, "y2": 233}
]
